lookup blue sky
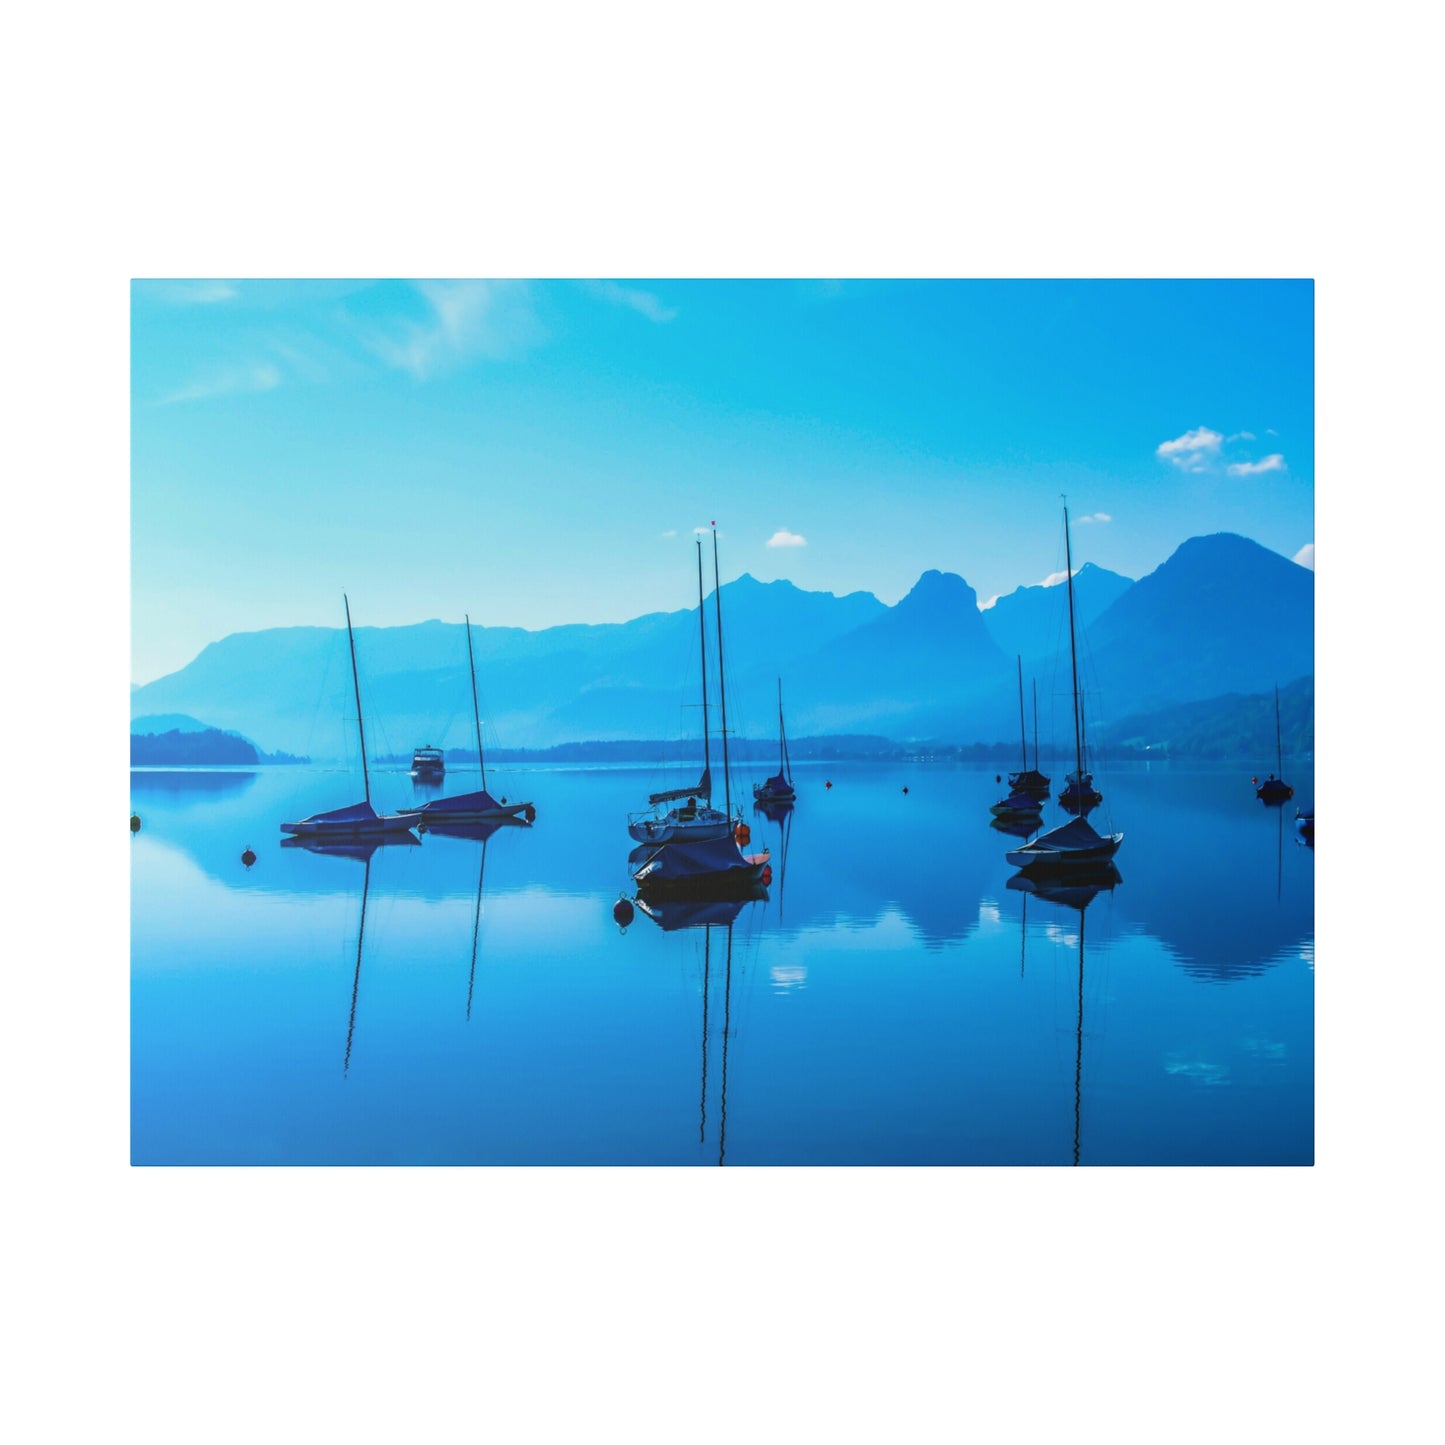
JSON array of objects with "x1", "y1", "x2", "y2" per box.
[{"x1": 131, "y1": 278, "x2": 1313, "y2": 685}]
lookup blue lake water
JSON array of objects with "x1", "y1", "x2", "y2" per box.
[{"x1": 130, "y1": 759, "x2": 1314, "y2": 1165}]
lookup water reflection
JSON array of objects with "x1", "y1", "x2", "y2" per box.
[
  {"x1": 420, "y1": 818, "x2": 530, "y2": 1022},
  {"x1": 1008, "y1": 864, "x2": 1121, "y2": 1165},
  {"x1": 132, "y1": 769, "x2": 257, "y2": 803},
  {"x1": 131, "y1": 762, "x2": 1312, "y2": 1165},
  {"x1": 636, "y1": 891, "x2": 768, "y2": 1165}
]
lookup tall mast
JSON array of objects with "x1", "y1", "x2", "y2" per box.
[
  {"x1": 1277, "y1": 685, "x2": 1284, "y2": 772},
  {"x1": 344, "y1": 594, "x2": 370, "y2": 805},
  {"x1": 1063, "y1": 504, "x2": 1083, "y2": 784},
  {"x1": 1032, "y1": 677, "x2": 1040, "y2": 771},
  {"x1": 780, "y1": 679, "x2": 791, "y2": 780},
  {"x1": 696, "y1": 540, "x2": 711, "y2": 791},
  {"x1": 1016, "y1": 655, "x2": 1027, "y2": 774},
  {"x1": 466, "y1": 614, "x2": 486, "y2": 792},
  {"x1": 712, "y1": 526, "x2": 732, "y2": 819}
]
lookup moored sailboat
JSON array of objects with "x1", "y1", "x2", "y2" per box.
[
  {"x1": 629, "y1": 538, "x2": 735, "y2": 845},
  {"x1": 1255, "y1": 684, "x2": 1294, "y2": 804},
  {"x1": 631, "y1": 525, "x2": 769, "y2": 897},
  {"x1": 1008, "y1": 662, "x2": 1050, "y2": 796},
  {"x1": 753, "y1": 677, "x2": 796, "y2": 806},
  {"x1": 280, "y1": 596, "x2": 419, "y2": 839},
  {"x1": 992, "y1": 657, "x2": 1045, "y2": 818},
  {"x1": 396, "y1": 614, "x2": 536, "y2": 827},
  {"x1": 1006, "y1": 505, "x2": 1122, "y2": 873}
]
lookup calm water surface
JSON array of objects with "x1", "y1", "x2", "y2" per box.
[{"x1": 130, "y1": 760, "x2": 1314, "y2": 1165}]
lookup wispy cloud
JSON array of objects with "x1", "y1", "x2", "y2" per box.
[
  {"x1": 1156, "y1": 426, "x2": 1223, "y2": 471},
  {"x1": 362, "y1": 280, "x2": 542, "y2": 379},
  {"x1": 158, "y1": 362, "x2": 281, "y2": 406},
  {"x1": 138, "y1": 279, "x2": 237, "y2": 305},
  {"x1": 1227, "y1": 453, "x2": 1286, "y2": 477},
  {"x1": 766, "y1": 528, "x2": 808, "y2": 548},
  {"x1": 660, "y1": 529, "x2": 678, "y2": 538},
  {"x1": 1076, "y1": 512, "x2": 1112, "y2": 524},
  {"x1": 585, "y1": 280, "x2": 677, "y2": 323},
  {"x1": 1227, "y1": 430, "x2": 1256, "y2": 442},
  {"x1": 1040, "y1": 568, "x2": 1076, "y2": 588},
  {"x1": 1293, "y1": 542, "x2": 1314, "y2": 570}
]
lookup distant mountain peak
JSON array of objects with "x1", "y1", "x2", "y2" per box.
[{"x1": 899, "y1": 569, "x2": 979, "y2": 609}]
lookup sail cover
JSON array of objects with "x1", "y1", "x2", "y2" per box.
[
  {"x1": 629, "y1": 832, "x2": 754, "y2": 885},
  {"x1": 648, "y1": 767, "x2": 711, "y2": 807},
  {"x1": 295, "y1": 800, "x2": 380, "y2": 826},
  {"x1": 420, "y1": 789, "x2": 504, "y2": 815}
]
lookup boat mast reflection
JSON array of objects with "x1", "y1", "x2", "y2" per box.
[
  {"x1": 1008, "y1": 864, "x2": 1120, "y2": 1165},
  {"x1": 754, "y1": 799, "x2": 793, "y2": 923},
  {"x1": 416, "y1": 815, "x2": 528, "y2": 1019},
  {"x1": 636, "y1": 889, "x2": 764, "y2": 1164},
  {"x1": 281, "y1": 832, "x2": 420, "y2": 1074}
]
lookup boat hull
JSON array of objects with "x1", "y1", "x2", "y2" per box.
[
  {"x1": 752, "y1": 784, "x2": 796, "y2": 804},
  {"x1": 628, "y1": 836, "x2": 770, "y2": 898},
  {"x1": 396, "y1": 788, "x2": 536, "y2": 826},
  {"x1": 1005, "y1": 833, "x2": 1122, "y2": 870},
  {"x1": 280, "y1": 800, "x2": 419, "y2": 838},
  {"x1": 627, "y1": 810, "x2": 734, "y2": 844}
]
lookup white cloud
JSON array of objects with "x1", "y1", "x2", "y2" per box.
[
  {"x1": 766, "y1": 529, "x2": 808, "y2": 548},
  {"x1": 1076, "y1": 512, "x2": 1111, "y2": 524},
  {"x1": 1293, "y1": 542, "x2": 1314, "y2": 570},
  {"x1": 1039, "y1": 568, "x2": 1079, "y2": 588},
  {"x1": 362, "y1": 280, "x2": 542, "y2": 379},
  {"x1": 660, "y1": 529, "x2": 677, "y2": 538},
  {"x1": 1226, "y1": 453, "x2": 1286, "y2": 477},
  {"x1": 585, "y1": 279, "x2": 677, "y2": 323},
  {"x1": 1227, "y1": 430, "x2": 1257, "y2": 442},
  {"x1": 139, "y1": 279, "x2": 237, "y2": 304},
  {"x1": 158, "y1": 362, "x2": 281, "y2": 406},
  {"x1": 1156, "y1": 426, "x2": 1223, "y2": 471}
]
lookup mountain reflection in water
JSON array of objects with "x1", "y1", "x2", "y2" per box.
[{"x1": 130, "y1": 761, "x2": 1313, "y2": 1165}]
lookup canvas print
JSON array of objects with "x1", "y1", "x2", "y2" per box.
[{"x1": 130, "y1": 279, "x2": 1314, "y2": 1165}]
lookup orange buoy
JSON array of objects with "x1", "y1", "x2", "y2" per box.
[
  {"x1": 825, "y1": 780, "x2": 833, "y2": 790},
  {"x1": 241, "y1": 847, "x2": 257, "y2": 869},
  {"x1": 735, "y1": 821, "x2": 751, "y2": 845},
  {"x1": 612, "y1": 897, "x2": 635, "y2": 932}
]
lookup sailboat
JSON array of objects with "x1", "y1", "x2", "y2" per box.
[
  {"x1": 629, "y1": 525, "x2": 770, "y2": 897},
  {"x1": 1005, "y1": 505, "x2": 1123, "y2": 872},
  {"x1": 628, "y1": 538, "x2": 734, "y2": 845},
  {"x1": 1008, "y1": 664, "x2": 1051, "y2": 796},
  {"x1": 752, "y1": 678, "x2": 796, "y2": 806},
  {"x1": 280, "y1": 596, "x2": 419, "y2": 839},
  {"x1": 992, "y1": 657, "x2": 1045, "y2": 818},
  {"x1": 1254, "y1": 684, "x2": 1294, "y2": 803},
  {"x1": 1058, "y1": 687, "x2": 1102, "y2": 812},
  {"x1": 396, "y1": 615, "x2": 536, "y2": 828}
]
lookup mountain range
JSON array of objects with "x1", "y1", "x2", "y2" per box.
[{"x1": 130, "y1": 532, "x2": 1314, "y2": 760}]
